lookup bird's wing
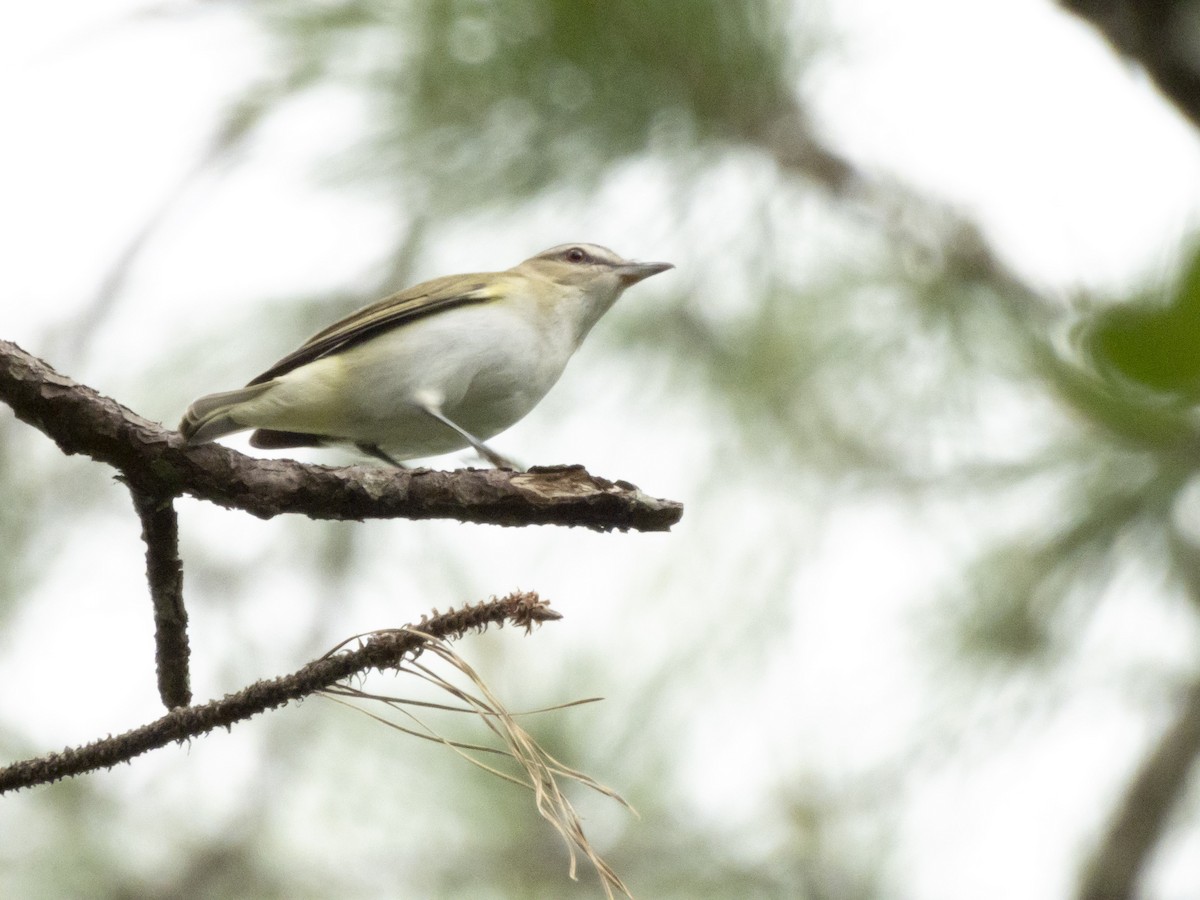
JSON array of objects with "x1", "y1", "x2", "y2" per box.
[{"x1": 247, "y1": 273, "x2": 499, "y2": 385}]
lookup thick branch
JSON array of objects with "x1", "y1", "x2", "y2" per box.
[
  {"x1": 130, "y1": 488, "x2": 191, "y2": 710},
  {"x1": 1060, "y1": 0, "x2": 1200, "y2": 131},
  {"x1": 0, "y1": 340, "x2": 683, "y2": 532},
  {"x1": 0, "y1": 591, "x2": 560, "y2": 794},
  {"x1": 1077, "y1": 678, "x2": 1200, "y2": 900}
]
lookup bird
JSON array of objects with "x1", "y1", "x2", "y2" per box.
[{"x1": 178, "y1": 242, "x2": 673, "y2": 468}]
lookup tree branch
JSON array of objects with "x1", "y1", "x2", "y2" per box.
[
  {"x1": 0, "y1": 591, "x2": 560, "y2": 794},
  {"x1": 1076, "y1": 678, "x2": 1200, "y2": 900},
  {"x1": 0, "y1": 340, "x2": 683, "y2": 532},
  {"x1": 129, "y1": 488, "x2": 191, "y2": 709},
  {"x1": 1060, "y1": 0, "x2": 1200, "y2": 131}
]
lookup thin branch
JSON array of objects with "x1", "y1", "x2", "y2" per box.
[
  {"x1": 0, "y1": 340, "x2": 683, "y2": 532},
  {"x1": 0, "y1": 591, "x2": 560, "y2": 794},
  {"x1": 129, "y1": 488, "x2": 191, "y2": 710},
  {"x1": 1076, "y1": 678, "x2": 1200, "y2": 900}
]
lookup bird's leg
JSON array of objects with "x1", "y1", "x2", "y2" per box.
[
  {"x1": 356, "y1": 442, "x2": 408, "y2": 468},
  {"x1": 415, "y1": 402, "x2": 523, "y2": 471}
]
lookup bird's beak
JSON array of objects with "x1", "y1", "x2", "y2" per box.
[{"x1": 616, "y1": 260, "x2": 674, "y2": 286}]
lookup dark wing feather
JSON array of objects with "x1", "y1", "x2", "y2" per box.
[
  {"x1": 249, "y1": 429, "x2": 326, "y2": 449},
  {"x1": 247, "y1": 275, "x2": 495, "y2": 385}
]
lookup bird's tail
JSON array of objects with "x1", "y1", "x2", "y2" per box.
[{"x1": 178, "y1": 382, "x2": 276, "y2": 444}]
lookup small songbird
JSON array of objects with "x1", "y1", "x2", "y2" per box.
[{"x1": 178, "y1": 243, "x2": 672, "y2": 468}]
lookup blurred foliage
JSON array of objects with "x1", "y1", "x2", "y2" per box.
[
  {"x1": 248, "y1": 0, "x2": 796, "y2": 204},
  {"x1": 950, "y1": 453, "x2": 1164, "y2": 667},
  {"x1": 8, "y1": 0, "x2": 1200, "y2": 898},
  {"x1": 1087, "y1": 241, "x2": 1200, "y2": 400},
  {"x1": 937, "y1": 243, "x2": 1200, "y2": 674}
]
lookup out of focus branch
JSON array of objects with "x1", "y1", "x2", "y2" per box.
[
  {"x1": 0, "y1": 592, "x2": 560, "y2": 794},
  {"x1": 1077, "y1": 678, "x2": 1200, "y2": 900},
  {"x1": 757, "y1": 94, "x2": 1200, "y2": 900},
  {"x1": 0, "y1": 340, "x2": 683, "y2": 533},
  {"x1": 758, "y1": 101, "x2": 1047, "y2": 317},
  {"x1": 1060, "y1": 0, "x2": 1200, "y2": 131}
]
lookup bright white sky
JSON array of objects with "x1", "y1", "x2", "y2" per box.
[
  {"x1": 3, "y1": 2, "x2": 1200, "y2": 898},
  {"x1": 817, "y1": 0, "x2": 1200, "y2": 291}
]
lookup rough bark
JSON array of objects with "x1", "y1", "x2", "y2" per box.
[
  {"x1": 0, "y1": 592, "x2": 558, "y2": 793},
  {"x1": 0, "y1": 340, "x2": 683, "y2": 533}
]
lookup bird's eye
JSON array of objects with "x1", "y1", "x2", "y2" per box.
[{"x1": 565, "y1": 247, "x2": 588, "y2": 264}]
